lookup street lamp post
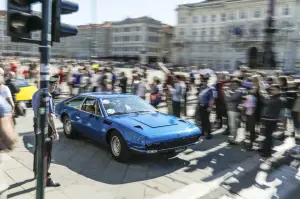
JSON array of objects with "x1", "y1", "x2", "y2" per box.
[{"x1": 263, "y1": 0, "x2": 277, "y2": 68}]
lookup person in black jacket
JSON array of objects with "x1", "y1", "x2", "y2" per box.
[
  {"x1": 260, "y1": 84, "x2": 285, "y2": 157},
  {"x1": 119, "y1": 72, "x2": 127, "y2": 94}
]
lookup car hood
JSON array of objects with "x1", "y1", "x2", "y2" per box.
[
  {"x1": 130, "y1": 113, "x2": 178, "y2": 128},
  {"x1": 109, "y1": 112, "x2": 201, "y2": 141}
]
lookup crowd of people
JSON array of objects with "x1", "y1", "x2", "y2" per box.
[{"x1": 54, "y1": 63, "x2": 300, "y2": 158}]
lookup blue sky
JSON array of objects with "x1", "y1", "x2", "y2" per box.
[{"x1": 0, "y1": 0, "x2": 203, "y2": 25}]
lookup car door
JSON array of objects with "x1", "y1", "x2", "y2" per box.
[
  {"x1": 63, "y1": 96, "x2": 86, "y2": 131},
  {"x1": 80, "y1": 97, "x2": 104, "y2": 141}
]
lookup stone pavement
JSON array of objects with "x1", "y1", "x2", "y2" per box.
[{"x1": 1, "y1": 101, "x2": 299, "y2": 199}]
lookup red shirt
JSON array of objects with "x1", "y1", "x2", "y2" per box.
[
  {"x1": 58, "y1": 70, "x2": 64, "y2": 84},
  {"x1": 23, "y1": 70, "x2": 29, "y2": 76},
  {"x1": 10, "y1": 64, "x2": 17, "y2": 73}
]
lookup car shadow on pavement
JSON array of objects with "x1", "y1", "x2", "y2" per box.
[{"x1": 22, "y1": 130, "x2": 190, "y2": 185}]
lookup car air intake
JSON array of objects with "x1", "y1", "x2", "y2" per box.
[
  {"x1": 146, "y1": 135, "x2": 200, "y2": 150},
  {"x1": 134, "y1": 125, "x2": 143, "y2": 130},
  {"x1": 178, "y1": 120, "x2": 186, "y2": 123}
]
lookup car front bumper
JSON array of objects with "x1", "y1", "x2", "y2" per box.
[{"x1": 129, "y1": 140, "x2": 200, "y2": 154}]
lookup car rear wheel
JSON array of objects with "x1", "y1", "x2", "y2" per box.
[
  {"x1": 63, "y1": 116, "x2": 77, "y2": 139},
  {"x1": 109, "y1": 131, "x2": 131, "y2": 162}
]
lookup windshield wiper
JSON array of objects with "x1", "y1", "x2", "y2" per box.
[
  {"x1": 110, "y1": 112, "x2": 127, "y2": 116},
  {"x1": 130, "y1": 111, "x2": 152, "y2": 114}
]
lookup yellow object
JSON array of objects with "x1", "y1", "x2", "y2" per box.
[
  {"x1": 16, "y1": 85, "x2": 38, "y2": 102},
  {"x1": 92, "y1": 64, "x2": 99, "y2": 69}
]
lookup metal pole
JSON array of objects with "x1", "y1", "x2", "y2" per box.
[{"x1": 36, "y1": 0, "x2": 52, "y2": 198}]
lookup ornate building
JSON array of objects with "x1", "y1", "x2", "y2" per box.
[{"x1": 172, "y1": 0, "x2": 300, "y2": 72}]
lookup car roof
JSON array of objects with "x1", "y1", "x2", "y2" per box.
[{"x1": 78, "y1": 92, "x2": 135, "y2": 99}]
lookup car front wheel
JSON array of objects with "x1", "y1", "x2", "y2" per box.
[
  {"x1": 63, "y1": 116, "x2": 77, "y2": 139},
  {"x1": 109, "y1": 131, "x2": 131, "y2": 162}
]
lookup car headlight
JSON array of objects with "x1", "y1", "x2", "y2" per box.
[{"x1": 132, "y1": 135, "x2": 146, "y2": 145}]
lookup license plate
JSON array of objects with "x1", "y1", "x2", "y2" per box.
[{"x1": 175, "y1": 148, "x2": 185, "y2": 153}]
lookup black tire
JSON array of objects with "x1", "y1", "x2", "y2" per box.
[
  {"x1": 109, "y1": 131, "x2": 131, "y2": 162},
  {"x1": 63, "y1": 115, "x2": 77, "y2": 139}
]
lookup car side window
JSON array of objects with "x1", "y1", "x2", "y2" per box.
[
  {"x1": 94, "y1": 101, "x2": 103, "y2": 117},
  {"x1": 81, "y1": 98, "x2": 102, "y2": 116},
  {"x1": 65, "y1": 97, "x2": 85, "y2": 109}
]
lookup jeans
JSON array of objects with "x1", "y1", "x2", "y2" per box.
[
  {"x1": 227, "y1": 111, "x2": 240, "y2": 141},
  {"x1": 292, "y1": 111, "x2": 300, "y2": 130},
  {"x1": 262, "y1": 119, "x2": 277, "y2": 155},
  {"x1": 199, "y1": 105, "x2": 211, "y2": 136},
  {"x1": 172, "y1": 101, "x2": 181, "y2": 118}
]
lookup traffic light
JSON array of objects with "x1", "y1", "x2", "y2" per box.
[
  {"x1": 7, "y1": 0, "x2": 43, "y2": 39},
  {"x1": 52, "y1": 0, "x2": 79, "y2": 43}
]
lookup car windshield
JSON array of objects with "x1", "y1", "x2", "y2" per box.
[
  {"x1": 14, "y1": 79, "x2": 29, "y2": 87},
  {"x1": 101, "y1": 96, "x2": 156, "y2": 116}
]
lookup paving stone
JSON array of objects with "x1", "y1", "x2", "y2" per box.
[
  {"x1": 122, "y1": 164, "x2": 148, "y2": 183},
  {"x1": 7, "y1": 185, "x2": 33, "y2": 199},
  {"x1": 45, "y1": 190, "x2": 71, "y2": 199},
  {"x1": 100, "y1": 161, "x2": 128, "y2": 184},
  {"x1": 116, "y1": 183, "x2": 147, "y2": 199},
  {"x1": 142, "y1": 179, "x2": 176, "y2": 194},
  {"x1": 78, "y1": 149, "x2": 111, "y2": 171},
  {"x1": 153, "y1": 176, "x2": 186, "y2": 190},
  {"x1": 144, "y1": 187, "x2": 163, "y2": 198},
  {"x1": 5, "y1": 168, "x2": 35, "y2": 190},
  {"x1": 62, "y1": 184, "x2": 100, "y2": 199},
  {"x1": 1, "y1": 158, "x2": 26, "y2": 171}
]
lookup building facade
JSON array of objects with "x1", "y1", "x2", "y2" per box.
[
  {"x1": 172, "y1": 0, "x2": 300, "y2": 72},
  {"x1": 51, "y1": 22, "x2": 112, "y2": 59},
  {"x1": 111, "y1": 17, "x2": 171, "y2": 64},
  {"x1": 0, "y1": 10, "x2": 173, "y2": 64}
]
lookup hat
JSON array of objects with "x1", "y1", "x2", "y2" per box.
[{"x1": 49, "y1": 75, "x2": 59, "y2": 84}]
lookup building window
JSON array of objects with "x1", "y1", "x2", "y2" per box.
[
  {"x1": 148, "y1": 36, "x2": 159, "y2": 42},
  {"x1": 282, "y1": 7, "x2": 290, "y2": 15},
  {"x1": 211, "y1": 15, "x2": 216, "y2": 22},
  {"x1": 211, "y1": 27, "x2": 215, "y2": 36},
  {"x1": 192, "y1": 28, "x2": 197, "y2": 36},
  {"x1": 240, "y1": 11, "x2": 247, "y2": 19},
  {"x1": 192, "y1": 16, "x2": 198, "y2": 23},
  {"x1": 179, "y1": 17, "x2": 186, "y2": 24},
  {"x1": 148, "y1": 27, "x2": 159, "y2": 32},
  {"x1": 124, "y1": 27, "x2": 130, "y2": 32},
  {"x1": 202, "y1": 16, "x2": 207, "y2": 23},
  {"x1": 221, "y1": 13, "x2": 226, "y2": 22},
  {"x1": 254, "y1": 9, "x2": 261, "y2": 18},
  {"x1": 135, "y1": 35, "x2": 140, "y2": 41},
  {"x1": 114, "y1": 36, "x2": 118, "y2": 42},
  {"x1": 123, "y1": 36, "x2": 130, "y2": 42},
  {"x1": 179, "y1": 28, "x2": 184, "y2": 36},
  {"x1": 201, "y1": 29, "x2": 206, "y2": 39},
  {"x1": 136, "y1": 27, "x2": 141, "y2": 31},
  {"x1": 229, "y1": 12, "x2": 236, "y2": 20}
]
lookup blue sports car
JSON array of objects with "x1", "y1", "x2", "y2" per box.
[{"x1": 55, "y1": 92, "x2": 202, "y2": 162}]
